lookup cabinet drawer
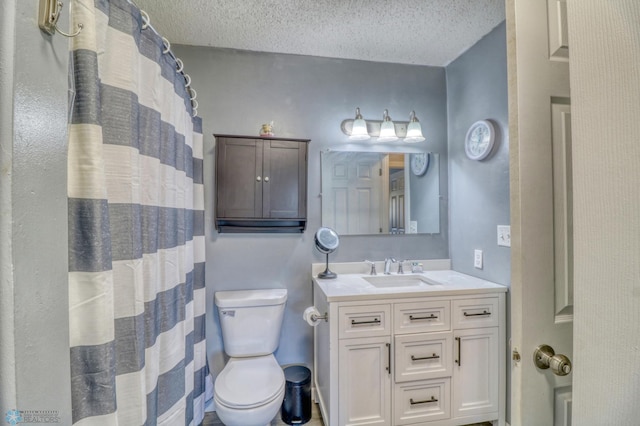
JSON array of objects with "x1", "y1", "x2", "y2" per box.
[
  {"x1": 395, "y1": 332, "x2": 453, "y2": 382},
  {"x1": 394, "y1": 300, "x2": 450, "y2": 334},
  {"x1": 394, "y1": 378, "x2": 451, "y2": 425},
  {"x1": 339, "y1": 304, "x2": 391, "y2": 339},
  {"x1": 452, "y1": 297, "x2": 499, "y2": 329}
]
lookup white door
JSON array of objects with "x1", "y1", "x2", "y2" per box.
[
  {"x1": 509, "y1": 0, "x2": 640, "y2": 424},
  {"x1": 507, "y1": 0, "x2": 573, "y2": 424},
  {"x1": 389, "y1": 169, "x2": 405, "y2": 233},
  {"x1": 322, "y1": 152, "x2": 384, "y2": 235},
  {"x1": 566, "y1": 1, "x2": 640, "y2": 424}
]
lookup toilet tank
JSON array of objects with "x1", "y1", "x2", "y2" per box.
[{"x1": 215, "y1": 289, "x2": 287, "y2": 357}]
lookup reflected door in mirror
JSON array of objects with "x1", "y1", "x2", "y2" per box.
[{"x1": 322, "y1": 152, "x2": 384, "y2": 234}]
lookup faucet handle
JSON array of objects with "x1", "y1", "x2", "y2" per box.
[
  {"x1": 364, "y1": 260, "x2": 377, "y2": 275},
  {"x1": 397, "y1": 260, "x2": 406, "y2": 274}
]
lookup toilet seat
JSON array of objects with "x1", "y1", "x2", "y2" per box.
[{"x1": 214, "y1": 355, "x2": 285, "y2": 409}]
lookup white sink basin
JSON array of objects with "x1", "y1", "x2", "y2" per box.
[{"x1": 364, "y1": 274, "x2": 441, "y2": 288}]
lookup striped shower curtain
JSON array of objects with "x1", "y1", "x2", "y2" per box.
[{"x1": 67, "y1": 0, "x2": 206, "y2": 424}]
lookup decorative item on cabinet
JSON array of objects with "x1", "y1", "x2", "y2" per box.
[
  {"x1": 260, "y1": 121, "x2": 275, "y2": 137},
  {"x1": 214, "y1": 134, "x2": 309, "y2": 233}
]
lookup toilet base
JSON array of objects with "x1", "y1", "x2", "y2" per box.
[{"x1": 214, "y1": 388, "x2": 284, "y2": 426}]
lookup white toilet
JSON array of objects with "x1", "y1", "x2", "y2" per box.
[{"x1": 213, "y1": 289, "x2": 287, "y2": 426}]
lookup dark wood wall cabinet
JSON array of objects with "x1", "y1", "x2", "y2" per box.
[{"x1": 214, "y1": 134, "x2": 309, "y2": 233}]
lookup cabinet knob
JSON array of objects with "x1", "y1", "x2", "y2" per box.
[
  {"x1": 256, "y1": 176, "x2": 261, "y2": 182},
  {"x1": 264, "y1": 176, "x2": 270, "y2": 182}
]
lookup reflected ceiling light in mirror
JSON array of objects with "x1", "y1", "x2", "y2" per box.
[
  {"x1": 404, "y1": 111, "x2": 426, "y2": 143},
  {"x1": 377, "y1": 109, "x2": 398, "y2": 142},
  {"x1": 349, "y1": 107, "x2": 370, "y2": 140}
]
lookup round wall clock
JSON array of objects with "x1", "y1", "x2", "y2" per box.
[
  {"x1": 465, "y1": 119, "x2": 496, "y2": 161},
  {"x1": 410, "y1": 152, "x2": 430, "y2": 176}
]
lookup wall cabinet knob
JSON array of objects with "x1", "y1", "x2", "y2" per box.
[
  {"x1": 256, "y1": 176, "x2": 261, "y2": 182},
  {"x1": 264, "y1": 176, "x2": 270, "y2": 182}
]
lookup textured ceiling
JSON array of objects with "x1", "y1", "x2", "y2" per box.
[{"x1": 133, "y1": 0, "x2": 505, "y2": 67}]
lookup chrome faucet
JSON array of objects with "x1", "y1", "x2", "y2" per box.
[
  {"x1": 384, "y1": 258, "x2": 397, "y2": 274},
  {"x1": 364, "y1": 260, "x2": 377, "y2": 275}
]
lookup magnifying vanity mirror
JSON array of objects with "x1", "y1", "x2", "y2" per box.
[
  {"x1": 315, "y1": 227, "x2": 340, "y2": 279},
  {"x1": 321, "y1": 151, "x2": 440, "y2": 236}
]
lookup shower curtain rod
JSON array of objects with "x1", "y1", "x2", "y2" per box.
[{"x1": 128, "y1": 0, "x2": 199, "y2": 117}]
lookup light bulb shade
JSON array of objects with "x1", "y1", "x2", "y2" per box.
[
  {"x1": 350, "y1": 118, "x2": 370, "y2": 140},
  {"x1": 377, "y1": 109, "x2": 398, "y2": 142},
  {"x1": 378, "y1": 121, "x2": 398, "y2": 142},
  {"x1": 404, "y1": 121, "x2": 425, "y2": 142}
]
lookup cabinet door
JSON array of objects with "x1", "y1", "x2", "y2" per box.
[
  {"x1": 452, "y1": 327, "x2": 499, "y2": 418},
  {"x1": 263, "y1": 140, "x2": 307, "y2": 218},
  {"x1": 339, "y1": 336, "x2": 392, "y2": 426},
  {"x1": 216, "y1": 138, "x2": 262, "y2": 218}
]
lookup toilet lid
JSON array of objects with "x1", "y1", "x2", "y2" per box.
[{"x1": 215, "y1": 356, "x2": 285, "y2": 409}]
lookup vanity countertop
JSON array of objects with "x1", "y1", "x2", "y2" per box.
[{"x1": 313, "y1": 269, "x2": 507, "y2": 302}]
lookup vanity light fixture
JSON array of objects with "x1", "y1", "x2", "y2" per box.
[
  {"x1": 349, "y1": 107, "x2": 371, "y2": 140},
  {"x1": 340, "y1": 108, "x2": 427, "y2": 143},
  {"x1": 377, "y1": 109, "x2": 398, "y2": 142},
  {"x1": 404, "y1": 111, "x2": 426, "y2": 143}
]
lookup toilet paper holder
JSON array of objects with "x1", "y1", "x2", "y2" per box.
[{"x1": 311, "y1": 311, "x2": 328, "y2": 322}]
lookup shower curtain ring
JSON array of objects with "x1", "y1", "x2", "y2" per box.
[
  {"x1": 176, "y1": 59, "x2": 184, "y2": 73},
  {"x1": 140, "y1": 10, "x2": 150, "y2": 30},
  {"x1": 191, "y1": 99, "x2": 199, "y2": 110},
  {"x1": 162, "y1": 37, "x2": 171, "y2": 54},
  {"x1": 188, "y1": 87, "x2": 197, "y2": 100},
  {"x1": 184, "y1": 74, "x2": 191, "y2": 86},
  {"x1": 192, "y1": 109, "x2": 198, "y2": 118}
]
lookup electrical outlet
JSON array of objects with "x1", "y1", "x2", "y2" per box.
[
  {"x1": 497, "y1": 225, "x2": 511, "y2": 247},
  {"x1": 474, "y1": 249, "x2": 483, "y2": 269},
  {"x1": 409, "y1": 221, "x2": 418, "y2": 234}
]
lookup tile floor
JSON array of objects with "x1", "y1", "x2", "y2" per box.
[{"x1": 201, "y1": 401, "x2": 324, "y2": 426}]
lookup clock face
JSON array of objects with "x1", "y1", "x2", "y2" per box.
[
  {"x1": 411, "y1": 153, "x2": 430, "y2": 176},
  {"x1": 465, "y1": 120, "x2": 496, "y2": 160}
]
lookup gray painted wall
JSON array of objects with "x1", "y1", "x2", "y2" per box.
[
  {"x1": 0, "y1": 0, "x2": 72, "y2": 421},
  {"x1": 447, "y1": 22, "x2": 510, "y2": 286},
  {"x1": 171, "y1": 46, "x2": 450, "y2": 375},
  {"x1": 446, "y1": 21, "x2": 510, "y2": 421}
]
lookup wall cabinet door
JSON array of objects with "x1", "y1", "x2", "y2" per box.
[
  {"x1": 452, "y1": 327, "x2": 499, "y2": 418},
  {"x1": 262, "y1": 139, "x2": 307, "y2": 218},
  {"x1": 216, "y1": 137, "x2": 263, "y2": 218},
  {"x1": 339, "y1": 336, "x2": 392, "y2": 426}
]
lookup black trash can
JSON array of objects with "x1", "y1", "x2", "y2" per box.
[{"x1": 281, "y1": 365, "x2": 312, "y2": 425}]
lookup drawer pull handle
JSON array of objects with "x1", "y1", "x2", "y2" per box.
[
  {"x1": 411, "y1": 353, "x2": 439, "y2": 361},
  {"x1": 410, "y1": 396, "x2": 438, "y2": 405},
  {"x1": 455, "y1": 336, "x2": 461, "y2": 366},
  {"x1": 409, "y1": 314, "x2": 438, "y2": 321},
  {"x1": 463, "y1": 310, "x2": 491, "y2": 317},
  {"x1": 351, "y1": 318, "x2": 381, "y2": 326}
]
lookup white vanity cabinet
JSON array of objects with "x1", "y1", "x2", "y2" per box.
[{"x1": 312, "y1": 272, "x2": 506, "y2": 426}]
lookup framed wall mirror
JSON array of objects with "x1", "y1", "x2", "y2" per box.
[{"x1": 321, "y1": 150, "x2": 440, "y2": 236}]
